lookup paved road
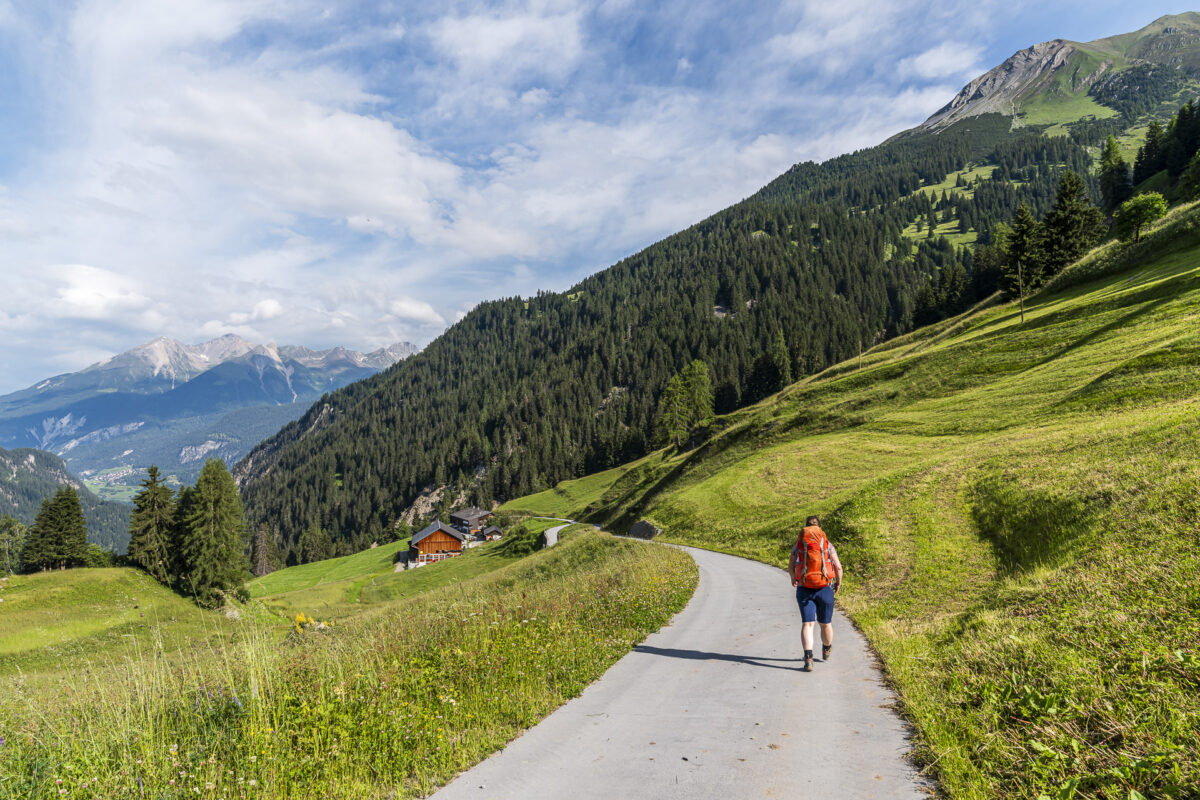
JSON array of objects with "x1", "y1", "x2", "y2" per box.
[
  {"x1": 431, "y1": 545, "x2": 930, "y2": 800},
  {"x1": 542, "y1": 522, "x2": 570, "y2": 548}
]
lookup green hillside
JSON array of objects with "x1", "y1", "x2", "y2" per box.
[
  {"x1": 246, "y1": 517, "x2": 569, "y2": 617},
  {"x1": 0, "y1": 567, "x2": 244, "y2": 682},
  {"x1": 0, "y1": 530, "x2": 694, "y2": 799},
  {"x1": 0, "y1": 446, "x2": 131, "y2": 552},
  {"x1": 503, "y1": 206, "x2": 1200, "y2": 798}
]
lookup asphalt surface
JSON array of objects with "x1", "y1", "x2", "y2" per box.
[
  {"x1": 542, "y1": 523, "x2": 569, "y2": 548},
  {"x1": 431, "y1": 545, "x2": 930, "y2": 800}
]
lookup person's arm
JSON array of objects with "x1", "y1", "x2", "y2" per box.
[
  {"x1": 828, "y1": 544, "x2": 844, "y2": 593},
  {"x1": 788, "y1": 543, "x2": 799, "y2": 587}
]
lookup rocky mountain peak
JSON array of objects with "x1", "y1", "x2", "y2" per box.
[{"x1": 921, "y1": 40, "x2": 1082, "y2": 130}]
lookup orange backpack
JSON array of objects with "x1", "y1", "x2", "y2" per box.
[{"x1": 795, "y1": 525, "x2": 833, "y2": 589}]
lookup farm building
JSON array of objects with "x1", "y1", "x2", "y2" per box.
[
  {"x1": 411, "y1": 522, "x2": 465, "y2": 564},
  {"x1": 450, "y1": 507, "x2": 492, "y2": 534},
  {"x1": 481, "y1": 525, "x2": 503, "y2": 541}
]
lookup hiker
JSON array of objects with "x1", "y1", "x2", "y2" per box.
[{"x1": 789, "y1": 515, "x2": 843, "y2": 672}]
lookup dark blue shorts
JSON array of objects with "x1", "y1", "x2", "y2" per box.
[{"x1": 795, "y1": 584, "x2": 835, "y2": 624}]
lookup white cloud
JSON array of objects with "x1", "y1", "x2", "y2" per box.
[
  {"x1": 388, "y1": 297, "x2": 446, "y2": 326},
  {"x1": 0, "y1": 0, "x2": 1026, "y2": 392},
  {"x1": 426, "y1": 9, "x2": 583, "y2": 81},
  {"x1": 899, "y1": 42, "x2": 984, "y2": 79},
  {"x1": 53, "y1": 264, "x2": 153, "y2": 321}
]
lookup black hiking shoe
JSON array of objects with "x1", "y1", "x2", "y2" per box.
[
  {"x1": 822, "y1": 644, "x2": 833, "y2": 662},
  {"x1": 802, "y1": 655, "x2": 813, "y2": 672}
]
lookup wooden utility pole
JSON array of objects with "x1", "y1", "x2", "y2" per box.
[{"x1": 1017, "y1": 259, "x2": 1026, "y2": 324}]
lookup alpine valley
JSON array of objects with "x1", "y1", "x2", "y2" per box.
[
  {"x1": 0, "y1": 335, "x2": 416, "y2": 502},
  {"x1": 238, "y1": 14, "x2": 1200, "y2": 554}
]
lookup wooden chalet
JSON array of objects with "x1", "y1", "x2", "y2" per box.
[
  {"x1": 411, "y1": 522, "x2": 465, "y2": 564},
  {"x1": 450, "y1": 506, "x2": 492, "y2": 535},
  {"x1": 481, "y1": 525, "x2": 503, "y2": 541}
]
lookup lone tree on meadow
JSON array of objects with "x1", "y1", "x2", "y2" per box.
[
  {"x1": 1115, "y1": 193, "x2": 1168, "y2": 242},
  {"x1": 127, "y1": 466, "x2": 175, "y2": 584},
  {"x1": 20, "y1": 486, "x2": 89, "y2": 571},
  {"x1": 1002, "y1": 203, "x2": 1045, "y2": 322}
]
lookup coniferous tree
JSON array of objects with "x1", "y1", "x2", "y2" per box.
[
  {"x1": 250, "y1": 523, "x2": 278, "y2": 577},
  {"x1": 299, "y1": 524, "x2": 333, "y2": 564},
  {"x1": 1004, "y1": 203, "x2": 1046, "y2": 299},
  {"x1": 1177, "y1": 151, "x2": 1200, "y2": 201},
  {"x1": 127, "y1": 466, "x2": 175, "y2": 584},
  {"x1": 1099, "y1": 135, "x2": 1132, "y2": 213},
  {"x1": 681, "y1": 360, "x2": 714, "y2": 427},
  {"x1": 21, "y1": 486, "x2": 88, "y2": 571},
  {"x1": 175, "y1": 459, "x2": 248, "y2": 606},
  {"x1": 1042, "y1": 171, "x2": 1105, "y2": 277},
  {"x1": 770, "y1": 330, "x2": 793, "y2": 388},
  {"x1": 0, "y1": 515, "x2": 26, "y2": 574},
  {"x1": 1133, "y1": 121, "x2": 1166, "y2": 185}
]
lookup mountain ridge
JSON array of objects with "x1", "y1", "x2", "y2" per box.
[
  {"x1": 922, "y1": 12, "x2": 1200, "y2": 131},
  {"x1": 0, "y1": 336, "x2": 418, "y2": 498}
]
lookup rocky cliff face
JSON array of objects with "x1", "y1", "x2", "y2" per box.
[{"x1": 922, "y1": 40, "x2": 1103, "y2": 129}]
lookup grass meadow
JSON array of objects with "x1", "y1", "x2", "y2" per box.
[
  {"x1": 505, "y1": 207, "x2": 1200, "y2": 799},
  {"x1": 0, "y1": 530, "x2": 696, "y2": 799}
]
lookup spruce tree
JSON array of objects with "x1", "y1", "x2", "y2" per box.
[
  {"x1": 250, "y1": 523, "x2": 277, "y2": 577},
  {"x1": 0, "y1": 515, "x2": 27, "y2": 574},
  {"x1": 1098, "y1": 134, "x2": 1129, "y2": 210},
  {"x1": 654, "y1": 373, "x2": 690, "y2": 448},
  {"x1": 1004, "y1": 203, "x2": 1046, "y2": 301},
  {"x1": 175, "y1": 459, "x2": 248, "y2": 606},
  {"x1": 770, "y1": 330, "x2": 792, "y2": 387},
  {"x1": 127, "y1": 466, "x2": 175, "y2": 584},
  {"x1": 21, "y1": 487, "x2": 88, "y2": 571},
  {"x1": 681, "y1": 360, "x2": 714, "y2": 427},
  {"x1": 1042, "y1": 171, "x2": 1105, "y2": 277}
]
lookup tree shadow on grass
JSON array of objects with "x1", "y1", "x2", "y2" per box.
[{"x1": 634, "y1": 644, "x2": 806, "y2": 671}]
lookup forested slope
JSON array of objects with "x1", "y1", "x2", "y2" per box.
[
  {"x1": 0, "y1": 447, "x2": 131, "y2": 552},
  {"x1": 237, "y1": 113, "x2": 1112, "y2": 553}
]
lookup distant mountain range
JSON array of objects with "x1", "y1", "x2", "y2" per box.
[
  {"x1": 0, "y1": 445, "x2": 130, "y2": 551},
  {"x1": 0, "y1": 335, "x2": 416, "y2": 500}
]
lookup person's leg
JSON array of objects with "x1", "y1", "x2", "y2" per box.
[
  {"x1": 802, "y1": 621, "x2": 815, "y2": 651},
  {"x1": 814, "y1": 585, "x2": 835, "y2": 658}
]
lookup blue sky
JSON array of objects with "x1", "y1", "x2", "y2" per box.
[{"x1": 0, "y1": 0, "x2": 1194, "y2": 393}]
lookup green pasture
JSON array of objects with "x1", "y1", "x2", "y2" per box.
[{"x1": 509, "y1": 207, "x2": 1200, "y2": 799}]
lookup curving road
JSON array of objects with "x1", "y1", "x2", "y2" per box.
[{"x1": 431, "y1": 545, "x2": 930, "y2": 799}]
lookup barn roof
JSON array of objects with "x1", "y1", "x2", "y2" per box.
[
  {"x1": 482, "y1": 525, "x2": 503, "y2": 535},
  {"x1": 450, "y1": 506, "x2": 491, "y2": 523},
  {"x1": 412, "y1": 521, "x2": 465, "y2": 546}
]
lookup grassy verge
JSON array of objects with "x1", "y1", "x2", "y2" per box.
[
  {"x1": 0, "y1": 531, "x2": 697, "y2": 799},
  {"x1": 507, "y1": 209, "x2": 1200, "y2": 798}
]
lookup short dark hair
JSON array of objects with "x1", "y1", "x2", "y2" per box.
[{"x1": 805, "y1": 515, "x2": 820, "y2": 526}]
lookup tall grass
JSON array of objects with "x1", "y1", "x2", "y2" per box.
[
  {"x1": 508, "y1": 208, "x2": 1200, "y2": 798},
  {"x1": 0, "y1": 532, "x2": 696, "y2": 799}
]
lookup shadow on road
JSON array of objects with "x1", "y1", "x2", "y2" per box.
[{"x1": 634, "y1": 644, "x2": 806, "y2": 671}]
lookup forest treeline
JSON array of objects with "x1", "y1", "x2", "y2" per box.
[{"x1": 237, "y1": 92, "x2": 1200, "y2": 562}]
